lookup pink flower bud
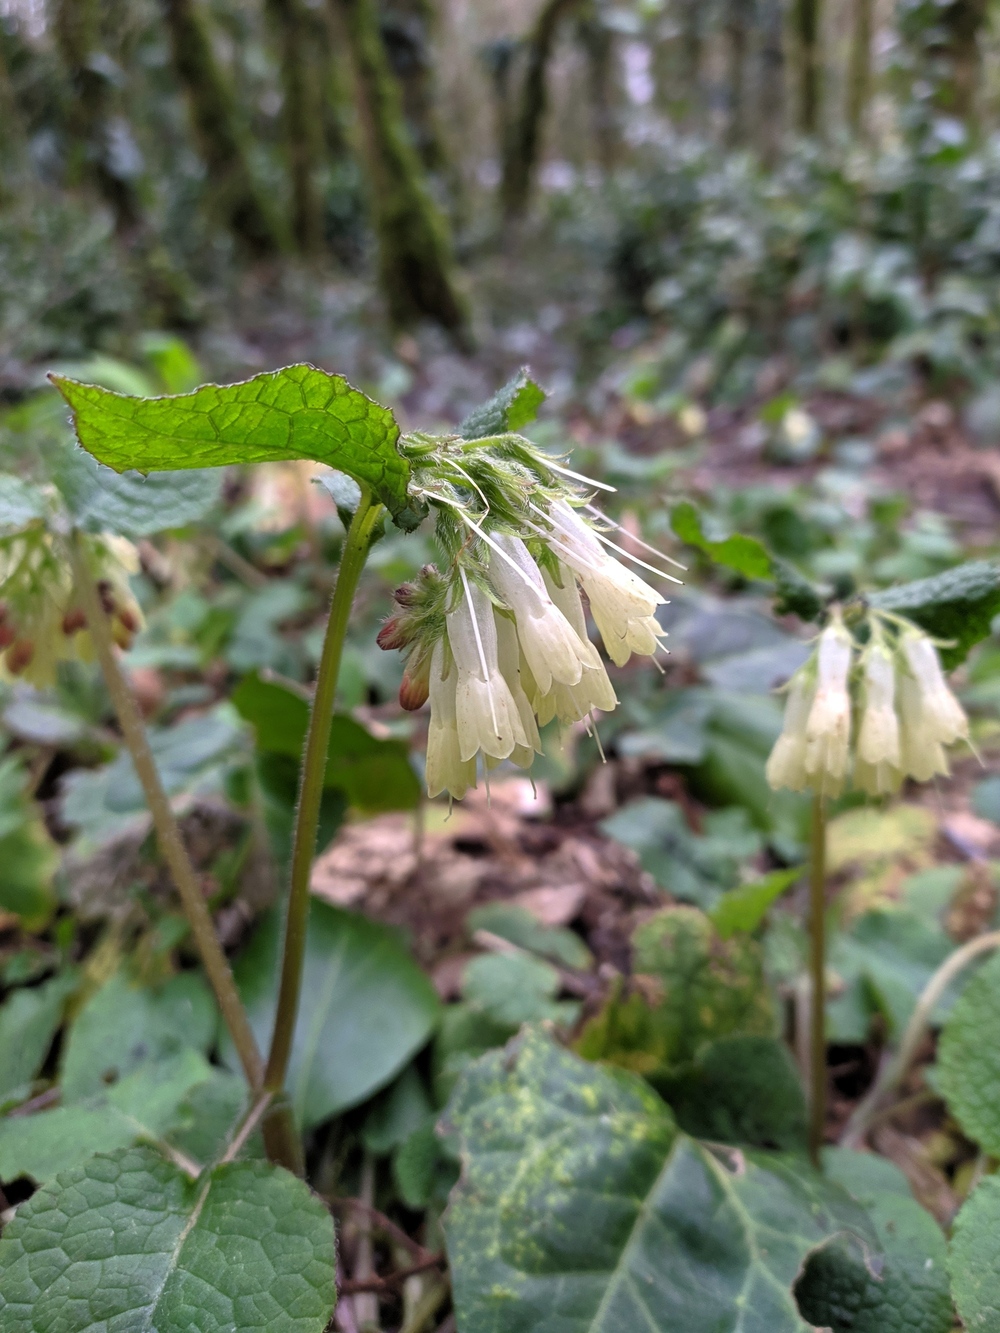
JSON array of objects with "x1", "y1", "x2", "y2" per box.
[
  {"x1": 377, "y1": 616, "x2": 410, "y2": 651},
  {"x1": 399, "y1": 653, "x2": 432, "y2": 710}
]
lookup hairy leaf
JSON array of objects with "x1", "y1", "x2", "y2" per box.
[
  {"x1": 459, "y1": 368, "x2": 545, "y2": 439},
  {"x1": 949, "y1": 1175, "x2": 1000, "y2": 1330},
  {"x1": 869, "y1": 561, "x2": 1000, "y2": 668},
  {"x1": 671, "y1": 500, "x2": 774, "y2": 581},
  {"x1": 443, "y1": 1029, "x2": 874, "y2": 1333},
  {"x1": 233, "y1": 901, "x2": 439, "y2": 1129},
  {"x1": 0, "y1": 1049, "x2": 213, "y2": 1183},
  {"x1": 0, "y1": 1145, "x2": 336, "y2": 1332},
  {"x1": 49, "y1": 444, "x2": 222, "y2": 536},
  {"x1": 935, "y1": 949, "x2": 1000, "y2": 1155},
  {"x1": 52, "y1": 363, "x2": 411, "y2": 521}
]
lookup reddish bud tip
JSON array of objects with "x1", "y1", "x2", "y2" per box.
[
  {"x1": 62, "y1": 608, "x2": 88, "y2": 636},
  {"x1": 6, "y1": 639, "x2": 34, "y2": 674},
  {"x1": 399, "y1": 665, "x2": 430, "y2": 711},
  {"x1": 117, "y1": 606, "x2": 140, "y2": 634},
  {"x1": 377, "y1": 617, "x2": 409, "y2": 651},
  {"x1": 392, "y1": 582, "x2": 418, "y2": 608},
  {"x1": 0, "y1": 623, "x2": 16, "y2": 650}
]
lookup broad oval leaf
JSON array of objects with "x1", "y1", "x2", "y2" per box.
[
  {"x1": 52, "y1": 363, "x2": 411, "y2": 522},
  {"x1": 49, "y1": 442, "x2": 222, "y2": 536},
  {"x1": 0, "y1": 1145, "x2": 336, "y2": 1332},
  {"x1": 0, "y1": 971, "x2": 77, "y2": 1103},
  {"x1": 443, "y1": 1028, "x2": 874, "y2": 1333},
  {"x1": 233, "y1": 901, "x2": 440, "y2": 1129},
  {"x1": 948, "y1": 1175, "x2": 1000, "y2": 1331},
  {"x1": 869, "y1": 560, "x2": 1000, "y2": 668},
  {"x1": 935, "y1": 949, "x2": 1000, "y2": 1155}
]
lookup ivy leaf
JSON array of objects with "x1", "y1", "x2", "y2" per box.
[
  {"x1": 869, "y1": 561, "x2": 1000, "y2": 668},
  {"x1": 934, "y1": 949, "x2": 1000, "y2": 1155},
  {"x1": 0, "y1": 1145, "x2": 337, "y2": 1332},
  {"x1": 443, "y1": 1029, "x2": 875, "y2": 1333},
  {"x1": 0, "y1": 971, "x2": 77, "y2": 1103},
  {"x1": 0, "y1": 1049, "x2": 213, "y2": 1184},
  {"x1": 232, "y1": 671, "x2": 420, "y2": 813},
  {"x1": 948, "y1": 1175, "x2": 1000, "y2": 1330},
  {"x1": 51, "y1": 362, "x2": 411, "y2": 522},
  {"x1": 60, "y1": 969, "x2": 216, "y2": 1103},
  {"x1": 459, "y1": 368, "x2": 545, "y2": 439},
  {"x1": 232, "y1": 901, "x2": 440, "y2": 1130},
  {"x1": 795, "y1": 1148, "x2": 952, "y2": 1333}
]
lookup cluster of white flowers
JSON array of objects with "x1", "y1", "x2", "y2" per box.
[
  {"x1": 0, "y1": 529, "x2": 144, "y2": 688},
  {"x1": 379, "y1": 490, "x2": 675, "y2": 799},
  {"x1": 766, "y1": 609, "x2": 969, "y2": 799}
]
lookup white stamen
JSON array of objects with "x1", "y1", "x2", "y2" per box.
[
  {"x1": 584, "y1": 505, "x2": 688, "y2": 571},
  {"x1": 440, "y1": 500, "x2": 542, "y2": 594},
  {"x1": 590, "y1": 529, "x2": 684, "y2": 585},
  {"x1": 545, "y1": 460, "x2": 617, "y2": 493}
]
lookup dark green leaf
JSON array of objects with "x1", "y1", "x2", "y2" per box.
[
  {"x1": 60, "y1": 970, "x2": 216, "y2": 1102},
  {"x1": 0, "y1": 756, "x2": 58, "y2": 928},
  {"x1": 466, "y1": 902, "x2": 592, "y2": 969},
  {"x1": 0, "y1": 1145, "x2": 336, "y2": 1332},
  {"x1": 935, "y1": 950, "x2": 1000, "y2": 1155},
  {"x1": 710, "y1": 867, "x2": 802, "y2": 937},
  {"x1": 667, "y1": 1034, "x2": 808, "y2": 1150},
  {"x1": 869, "y1": 561, "x2": 1000, "y2": 668},
  {"x1": 232, "y1": 901, "x2": 440, "y2": 1129},
  {"x1": 796, "y1": 1155, "x2": 952, "y2": 1333},
  {"x1": 49, "y1": 444, "x2": 222, "y2": 536},
  {"x1": 0, "y1": 1049, "x2": 213, "y2": 1184},
  {"x1": 164, "y1": 1067, "x2": 264, "y2": 1165},
  {"x1": 671, "y1": 500, "x2": 774, "y2": 581},
  {"x1": 459, "y1": 368, "x2": 545, "y2": 439},
  {"x1": 232, "y1": 672, "x2": 420, "y2": 813},
  {"x1": 443, "y1": 1029, "x2": 874, "y2": 1333},
  {"x1": 0, "y1": 971, "x2": 77, "y2": 1103},
  {"x1": 362, "y1": 1064, "x2": 433, "y2": 1156},
  {"x1": 948, "y1": 1175, "x2": 1000, "y2": 1330},
  {"x1": 461, "y1": 953, "x2": 580, "y2": 1029},
  {"x1": 52, "y1": 362, "x2": 411, "y2": 521}
]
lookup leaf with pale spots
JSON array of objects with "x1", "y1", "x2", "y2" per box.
[{"x1": 442, "y1": 1029, "x2": 876, "y2": 1333}]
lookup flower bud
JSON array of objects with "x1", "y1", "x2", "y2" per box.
[
  {"x1": 399, "y1": 648, "x2": 432, "y2": 711},
  {"x1": 803, "y1": 614, "x2": 853, "y2": 797},
  {"x1": 62, "y1": 608, "x2": 88, "y2": 636},
  {"x1": 766, "y1": 665, "x2": 817, "y2": 793},
  {"x1": 855, "y1": 641, "x2": 902, "y2": 796},
  {"x1": 6, "y1": 639, "x2": 34, "y2": 675},
  {"x1": 376, "y1": 616, "x2": 411, "y2": 652}
]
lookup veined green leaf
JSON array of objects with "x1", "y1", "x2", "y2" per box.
[
  {"x1": 51, "y1": 362, "x2": 411, "y2": 521},
  {"x1": 869, "y1": 560, "x2": 1000, "y2": 667},
  {"x1": 459, "y1": 368, "x2": 545, "y2": 439},
  {"x1": 935, "y1": 949, "x2": 1000, "y2": 1155},
  {"x1": 0, "y1": 971, "x2": 77, "y2": 1103},
  {"x1": 443, "y1": 1029, "x2": 874, "y2": 1333},
  {"x1": 0, "y1": 1145, "x2": 336, "y2": 1332},
  {"x1": 949, "y1": 1175, "x2": 1000, "y2": 1330}
]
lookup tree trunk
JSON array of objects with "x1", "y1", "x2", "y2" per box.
[
  {"x1": 793, "y1": 0, "x2": 822, "y2": 134},
  {"x1": 330, "y1": 0, "x2": 469, "y2": 340},
  {"x1": 846, "y1": 0, "x2": 873, "y2": 135},
  {"x1": 576, "y1": 11, "x2": 618, "y2": 174},
  {"x1": 266, "y1": 0, "x2": 325, "y2": 255},
  {"x1": 938, "y1": 0, "x2": 988, "y2": 125},
  {"x1": 159, "y1": 0, "x2": 285, "y2": 257},
  {"x1": 756, "y1": 0, "x2": 786, "y2": 163},
  {"x1": 378, "y1": 0, "x2": 447, "y2": 174},
  {"x1": 678, "y1": 0, "x2": 706, "y2": 127},
  {"x1": 724, "y1": 0, "x2": 754, "y2": 148},
  {"x1": 500, "y1": 0, "x2": 581, "y2": 221}
]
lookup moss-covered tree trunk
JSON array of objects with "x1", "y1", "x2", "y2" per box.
[
  {"x1": 378, "y1": 0, "x2": 448, "y2": 174},
  {"x1": 678, "y1": 0, "x2": 706, "y2": 127},
  {"x1": 500, "y1": 0, "x2": 581, "y2": 221},
  {"x1": 577, "y1": 10, "x2": 618, "y2": 174},
  {"x1": 330, "y1": 0, "x2": 469, "y2": 339},
  {"x1": 846, "y1": 0, "x2": 873, "y2": 135},
  {"x1": 266, "y1": 0, "x2": 325, "y2": 255},
  {"x1": 793, "y1": 0, "x2": 822, "y2": 133},
  {"x1": 724, "y1": 0, "x2": 754, "y2": 148},
  {"x1": 936, "y1": 0, "x2": 988, "y2": 125},
  {"x1": 159, "y1": 0, "x2": 285, "y2": 257},
  {"x1": 756, "y1": 0, "x2": 786, "y2": 163}
]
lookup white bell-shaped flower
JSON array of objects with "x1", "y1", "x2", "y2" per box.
[
  {"x1": 425, "y1": 639, "x2": 477, "y2": 799},
  {"x1": 446, "y1": 575, "x2": 530, "y2": 762},
  {"x1": 803, "y1": 615, "x2": 854, "y2": 796},
  {"x1": 534, "y1": 564, "x2": 618, "y2": 724},
  {"x1": 494, "y1": 609, "x2": 541, "y2": 768},
  {"x1": 765, "y1": 664, "x2": 817, "y2": 793},
  {"x1": 545, "y1": 500, "x2": 666, "y2": 666},
  {"x1": 487, "y1": 533, "x2": 595, "y2": 695},
  {"x1": 855, "y1": 640, "x2": 903, "y2": 796},
  {"x1": 900, "y1": 628, "x2": 968, "y2": 746}
]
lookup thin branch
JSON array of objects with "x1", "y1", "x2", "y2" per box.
[
  {"x1": 841, "y1": 928, "x2": 1000, "y2": 1149},
  {"x1": 327, "y1": 1197, "x2": 433, "y2": 1262},
  {"x1": 222, "y1": 1090, "x2": 274, "y2": 1164},
  {"x1": 68, "y1": 530, "x2": 264, "y2": 1091},
  {"x1": 337, "y1": 1254, "x2": 445, "y2": 1294}
]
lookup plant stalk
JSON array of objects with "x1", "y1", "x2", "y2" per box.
[
  {"x1": 808, "y1": 794, "x2": 827, "y2": 1168},
  {"x1": 68, "y1": 530, "x2": 264, "y2": 1090},
  {"x1": 262, "y1": 491, "x2": 382, "y2": 1171}
]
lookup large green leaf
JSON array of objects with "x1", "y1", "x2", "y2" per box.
[
  {"x1": 0, "y1": 1049, "x2": 213, "y2": 1183},
  {"x1": 934, "y1": 949, "x2": 1000, "y2": 1155},
  {"x1": 869, "y1": 561, "x2": 1000, "y2": 668},
  {"x1": 0, "y1": 475, "x2": 47, "y2": 530},
  {"x1": 459, "y1": 368, "x2": 545, "y2": 439},
  {"x1": 48, "y1": 442, "x2": 222, "y2": 536},
  {"x1": 0, "y1": 756, "x2": 58, "y2": 928},
  {"x1": 796, "y1": 1149, "x2": 952, "y2": 1333},
  {"x1": 0, "y1": 1145, "x2": 336, "y2": 1332},
  {"x1": 52, "y1": 363, "x2": 411, "y2": 521},
  {"x1": 948, "y1": 1175, "x2": 1000, "y2": 1330},
  {"x1": 233, "y1": 901, "x2": 440, "y2": 1129},
  {"x1": 60, "y1": 970, "x2": 217, "y2": 1102},
  {"x1": 232, "y1": 671, "x2": 420, "y2": 813},
  {"x1": 442, "y1": 1029, "x2": 874, "y2": 1333},
  {"x1": 0, "y1": 972, "x2": 77, "y2": 1103}
]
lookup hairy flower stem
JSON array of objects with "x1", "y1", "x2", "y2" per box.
[
  {"x1": 262, "y1": 491, "x2": 383, "y2": 1173},
  {"x1": 808, "y1": 795, "x2": 827, "y2": 1169},
  {"x1": 68, "y1": 530, "x2": 264, "y2": 1089}
]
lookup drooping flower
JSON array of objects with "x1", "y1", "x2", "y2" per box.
[
  {"x1": 855, "y1": 639, "x2": 902, "y2": 796},
  {"x1": 446, "y1": 574, "x2": 530, "y2": 763},
  {"x1": 802, "y1": 613, "x2": 854, "y2": 797},
  {"x1": 765, "y1": 662, "x2": 817, "y2": 793},
  {"x1": 534, "y1": 564, "x2": 617, "y2": 725},
  {"x1": 896, "y1": 626, "x2": 967, "y2": 783},
  {"x1": 425, "y1": 639, "x2": 476, "y2": 800}
]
